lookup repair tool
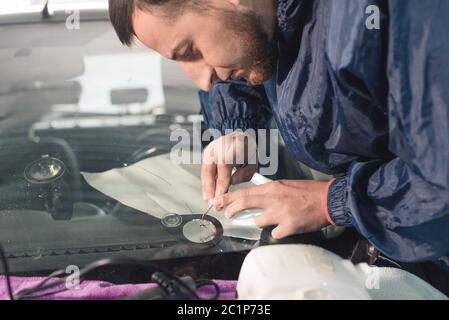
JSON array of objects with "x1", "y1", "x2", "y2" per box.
[{"x1": 200, "y1": 162, "x2": 249, "y2": 224}]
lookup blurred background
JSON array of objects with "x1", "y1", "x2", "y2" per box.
[{"x1": 0, "y1": 0, "x2": 199, "y2": 121}]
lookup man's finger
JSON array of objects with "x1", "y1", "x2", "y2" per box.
[
  {"x1": 271, "y1": 225, "x2": 296, "y2": 239},
  {"x1": 223, "y1": 195, "x2": 270, "y2": 219},
  {"x1": 215, "y1": 163, "x2": 232, "y2": 198},
  {"x1": 201, "y1": 163, "x2": 217, "y2": 201},
  {"x1": 254, "y1": 210, "x2": 278, "y2": 229},
  {"x1": 215, "y1": 184, "x2": 271, "y2": 210}
]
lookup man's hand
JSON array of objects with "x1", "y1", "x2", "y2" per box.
[
  {"x1": 211, "y1": 180, "x2": 332, "y2": 239},
  {"x1": 201, "y1": 132, "x2": 258, "y2": 202}
]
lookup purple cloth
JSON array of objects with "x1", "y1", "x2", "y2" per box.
[{"x1": 0, "y1": 276, "x2": 237, "y2": 300}]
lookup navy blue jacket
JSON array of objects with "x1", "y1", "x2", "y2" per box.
[{"x1": 200, "y1": 0, "x2": 449, "y2": 289}]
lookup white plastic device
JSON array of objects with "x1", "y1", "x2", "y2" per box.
[{"x1": 237, "y1": 244, "x2": 448, "y2": 300}]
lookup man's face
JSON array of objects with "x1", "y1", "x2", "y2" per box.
[{"x1": 132, "y1": 3, "x2": 276, "y2": 91}]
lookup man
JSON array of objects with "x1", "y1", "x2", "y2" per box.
[{"x1": 109, "y1": 0, "x2": 449, "y2": 293}]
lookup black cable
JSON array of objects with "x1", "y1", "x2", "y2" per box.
[
  {"x1": 15, "y1": 258, "x2": 140, "y2": 299},
  {"x1": 151, "y1": 272, "x2": 198, "y2": 300},
  {"x1": 18, "y1": 287, "x2": 71, "y2": 300},
  {"x1": 195, "y1": 279, "x2": 221, "y2": 300},
  {"x1": 0, "y1": 244, "x2": 14, "y2": 300},
  {"x1": 376, "y1": 254, "x2": 402, "y2": 269},
  {"x1": 16, "y1": 257, "x2": 201, "y2": 300},
  {"x1": 14, "y1": 270, "x2": 66, "y2": 300},
  {"x1": 3, "y1": 245, "x2": 220, "y2": 300},
  {"x1": 76, "y1": 258, "x2": 198, "y2": 300}
]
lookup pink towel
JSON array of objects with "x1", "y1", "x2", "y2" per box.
[{"x1": 0, "y1": 276, "x2": 237, "y2": 300}]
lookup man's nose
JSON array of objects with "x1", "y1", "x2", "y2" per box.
[
  {"x1": 179, "y1": 61, "x2": 217, "y2": 91},
  {"x1": 214, "y1": 67, "x2": 233, "y2": 81}
]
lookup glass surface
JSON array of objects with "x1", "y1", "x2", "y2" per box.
[{"x1": 0, "y1": 6, "x2": 259, "y2": 276}]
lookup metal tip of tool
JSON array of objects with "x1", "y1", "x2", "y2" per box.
[{"x1": 200, "y1": 204, "x2": 213, "y2": 225}]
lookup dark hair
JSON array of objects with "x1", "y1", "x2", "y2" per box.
[{"x1": 108, "y1": 0, "x2": 210, "y2": 46}]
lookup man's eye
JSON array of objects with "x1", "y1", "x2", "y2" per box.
[
  {"x1": 181, "y1": 50, "x2": 192, "y2": 59},
  {"x1": 179, "y1": 45, "x2": 199, "y2": 61}
]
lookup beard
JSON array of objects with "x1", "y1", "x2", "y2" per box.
[{"x1": 221, "y1": 8, "x2": 277, "y2": 86}]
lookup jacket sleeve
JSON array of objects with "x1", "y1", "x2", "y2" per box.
[
  {"x1": 327, "y1": 0, "x2": 449, "y2": 262},
  {"x1": 198, "y1": 80, "x2": 272, "y2": 133}
]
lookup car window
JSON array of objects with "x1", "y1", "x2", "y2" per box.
[{"x1": 0, "y1": 2, "x2": 260, "y2": 277}]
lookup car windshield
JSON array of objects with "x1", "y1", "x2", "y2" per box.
[{"x1": 0, "y1": 0, "x2": 266, "y2": 279}]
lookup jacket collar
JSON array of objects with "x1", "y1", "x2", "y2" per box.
[{"x1": 275, "y1": 0, "x2": 310, "y2": 43}]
